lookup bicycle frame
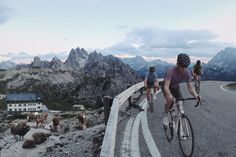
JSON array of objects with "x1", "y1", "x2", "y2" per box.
[
  {"x1": 164, "y1": 98, "x2": 197, "y2": 156},
  {"x1": 171, "y1": 101, "x2": 186, "y2": 134}
]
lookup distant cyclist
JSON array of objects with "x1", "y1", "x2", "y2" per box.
[
  {"x1": 144, "y1": 66, "x2": 159, "y2": 112},
  {"x1": 192, "y1": 60, "x2": 203, "y2": 82},
  {"x1": 162, "y1": 53, "x2": 201, "y2": 125}
]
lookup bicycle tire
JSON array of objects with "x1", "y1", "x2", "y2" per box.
[
  {"x1": 150, "y1": 93, "x2": 153, "y2": 112},
  {"x1": 163, "y1": 112, "x2": 174, "y2": 142},
  {"x1": 178, "y1": 114, "x2": 194, "y2": 157}
]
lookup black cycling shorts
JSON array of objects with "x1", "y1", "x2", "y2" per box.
[{"x1": 162, "y1": 84, "x2": 183, "y2": 100}]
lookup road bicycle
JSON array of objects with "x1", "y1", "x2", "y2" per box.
[
  {"x1": 163, "y1": 98, "x2": 200, "y2": 157},
  {"x1": 147, "y1": 87, "x2": 157, "y2": 112}
]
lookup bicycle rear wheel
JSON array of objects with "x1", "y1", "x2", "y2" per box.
[{"x1": 178, "y1": 114, "x2": 194, "y2": 157}]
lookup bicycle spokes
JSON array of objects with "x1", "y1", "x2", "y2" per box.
[
  {"x1": 178, "y1": 115, "x2": 194, "y2": 157},
  {"x1": 164, "y1": 123, "x2": 173, "y2": 142}
]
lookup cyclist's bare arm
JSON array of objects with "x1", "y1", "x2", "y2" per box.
[
  {"x1": 164, "y1": 79, "x2": 173, "y2": 102},
  {"x1": 187, "y1": 81, "x2": 198, "y2": 98},
  {"x1": 155, "y1": 79, "x2": 159, "y2": 90},
  {"x1": 144, "y1": 78, "x2": 148, "y2": 88}
]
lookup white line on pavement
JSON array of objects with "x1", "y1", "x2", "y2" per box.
[
  {"x1": 121, "y1": 117, "x2": 135, "y2": 157},
  {"x1": 141, "y1": 100, "x2": 161, "y2": 157},
  {"x1": 130, "y1": 113, "x2": 142, "y2": 157},
  {"x1": 220, "y1": 84, "x2": 236, "y2": 94}
]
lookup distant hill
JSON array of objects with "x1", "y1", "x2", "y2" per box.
[
  {"x1": 120, "y1": 56, "x2": 174, "y2": 78},
  {"x1": 120, "y1": 48, "x2": 236, "y2": 81},
  {"x1": 0, "y1": 61, "x2": 16, "y2": 70}
]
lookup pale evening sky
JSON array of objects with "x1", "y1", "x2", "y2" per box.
[{"x1": 0, "y1": 0, "x2": 236, "y2": 63}]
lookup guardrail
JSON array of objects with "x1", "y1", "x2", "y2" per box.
[{"x1": 100, "y1": 79, "x2": 163, "y2": 157}]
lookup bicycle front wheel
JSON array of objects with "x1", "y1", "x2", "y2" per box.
[{"x1": 178, "y1": 114, "x2": 194, "y2": 157}]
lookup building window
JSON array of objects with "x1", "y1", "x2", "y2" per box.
[
  {"x1": 37, "y1": 106, "x2": 41, "y2": 109},
  {"x1": 24, "y1": 104, "x2": 26, "y2": 106},
  {"x1": 9, "y1": 109, "x2": 12, "y2": 111},
  {"x1": 19, "y1": 104, "x2": 22, "y2": 107},
  {"x1": 23, "y1": 108, "x2": 27, "y2": 111},
  {"x1": 19, "y1": 108, "x2": 22, "y2": 111},
  {"x1": 15, "y1": 109, "x2": 17, "y2": 111},
  {"x1": 9, "y1": 104, "x2": 12, "y2": 107}
]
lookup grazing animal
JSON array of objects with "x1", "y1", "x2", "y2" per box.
[
  {"x1": 22, "y1": 132, "x2": 51, "y2": 149},
  {"x1": 10, "y1": 121, "x2": 30, "y2": 139},
  {"x1": 22, "y1": 139, "x2": 36, "y2": 148},
  {"x1": 32, "y1": 132, "x2": 51, "y2": 144},
  {"x1": 36, "y1": 112, "x2": 48, "y2": 128},
  {"x1": 78, "y1": 114, "x2": 87, "y2": 130},
  {"x1": 27, "y1": 112, "x2": 37, "y2": 122},
  {"x1": 50, "y1": 114, "x2": 60, "y2": 132}
]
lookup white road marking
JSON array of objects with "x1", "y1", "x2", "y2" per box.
[
  {"x1": 130, "y1": 113, "x2": 142, "y2": 157},
  {"x1": 121, "y1": 117, "x2": 135, "y2": 157},
  {"x1": 220, "y1": 84, "x2": 236, "y2": 94},
  {"x1": 121, "y1": 91, "x2": 162, "y2": 157},
  {"x1": 141, "y1": 100, "x2": 161, "y2": 157}
]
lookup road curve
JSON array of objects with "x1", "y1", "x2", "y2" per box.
[{"x1": 115, "y1": 81, "x2": 236, "y2": 157}]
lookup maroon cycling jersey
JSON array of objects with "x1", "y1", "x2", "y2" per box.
[{"x1": 164, "y1": 66, "x2": 191, "y2": 88}]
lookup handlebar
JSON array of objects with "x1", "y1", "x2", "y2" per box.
[{"x1": 176, "y1": 97, "x2": 201, "y2": 107}]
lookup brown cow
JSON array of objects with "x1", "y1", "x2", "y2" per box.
[
  {"x1": 50, "y1": 113, "x2": 60, "y2": 132},
  {"x1": 10, "y1": 121, "x2": 30, "y2": 139},
  {"x1": 78, "y1": 114, "x2": 87, "y2": 130},
  {"x1": 36, "y1": 112, "x2": 48, "y2": 128}
]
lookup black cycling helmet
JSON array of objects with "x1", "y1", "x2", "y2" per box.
[
  {"x1": 196, "y1": 60, "x2": 201, "y2": 65},
  {"x1": 149, "y1": 66, "x2": 155, "y2": 73},
  {"x1": 177, "y1": 53, "x2": 191, "y2": 68}
]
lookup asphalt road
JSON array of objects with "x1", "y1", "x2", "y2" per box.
[{"x1": 115, "y1": 81, "x2": 236, "y2": 157}]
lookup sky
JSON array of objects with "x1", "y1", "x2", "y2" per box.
[{"x1": 0, "y1": 0, "x2": 236, "y2": 64}]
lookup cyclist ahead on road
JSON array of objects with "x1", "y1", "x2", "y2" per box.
[
  {"x1": 162, "y1": 53, "x2": 201, "y2": 125},
  {"x1": 144, "y1": 66, "x2": 159, "y2": 111},
  {"x1": 192, "y1": 60, "x2": 203, "y2": 81}
]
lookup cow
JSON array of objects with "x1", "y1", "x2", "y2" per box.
[
  {"x1": 36, "y1": 112, "x2": 48, "y2": 128},
  {"x1": 50, "y1": 113, "x2": 60, "y2": 132},
  {"x1": 10, "y1": 121, "x2": 30, "y2": 139},
  {"x1": 32, "y1": 132, "x2": 51, "y2": 144},
  {"x1": 22, "y1": 132, "x2": 51, "y2": 149},
  {"x1": 78, "y1": 114, "x2": 87, "y2": 130},
  {"x1": 22, "y1": 139, "x2": 36, "y2": 148}
]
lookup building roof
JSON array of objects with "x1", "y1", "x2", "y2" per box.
[
  {"x1": 72, "y1": 104, "x2": 84, "y2": 107},
  {"x1": 6, "y1": 93, "x2": 42, "y2": 102}
]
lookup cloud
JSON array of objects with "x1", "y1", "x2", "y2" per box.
[
  {"x1": 0, "y1": 2, "x2": 15, "y2": 25},
  {"x1": 102, "y1": 27, "x2": 234, "y2": 61}
]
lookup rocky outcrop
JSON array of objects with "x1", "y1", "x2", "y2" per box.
[
  {"x1": 64, "y1": 47, "x2": 89, "y2": 70},
  {"x1": 203, "y1": 47, "x2": 236, "y2": 81}
]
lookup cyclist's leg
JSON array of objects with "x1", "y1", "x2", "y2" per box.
[
  {"x1": 146, "y1": 87, "x2": 151, "y2": 102},
  {"x1": 170, "y1": 86, "x2": 183, "y2": 112},
  {"x1": 162, "y1": 85, "x2": 174, "y2": 125}
]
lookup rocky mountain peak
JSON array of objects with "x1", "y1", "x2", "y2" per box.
[
  {"x1": 64, "y1": 47, "x2": 89, "y2": 69},
  {"x1": 208, "y1": 47, "x2": 236, "y2": 67},
  {"x1": 32, "y1": 56, "x2": 42, "y2": 67}
]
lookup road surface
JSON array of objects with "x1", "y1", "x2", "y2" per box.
[{"x1": 115, "y1": 81, "x2": 236, "y2": 157}]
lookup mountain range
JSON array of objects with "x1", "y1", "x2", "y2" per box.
[
  {"x1": 120, "y1": 47, "x2": 236, "y2": 81},
  {"x1": 0, "y1": 47, "x2": 141, "y2": 110},
  {"x1": 0, "y1": 47, "x2": 235, "y2": 111}
]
